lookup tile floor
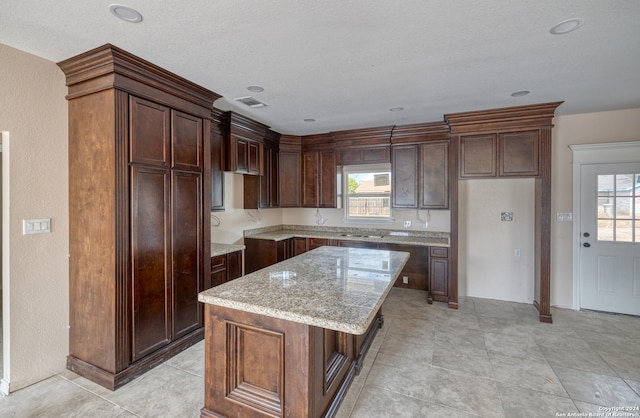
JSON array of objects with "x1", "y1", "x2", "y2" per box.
[{"x1": 1, "y1": 288, "x2": 639, "y2": 417}]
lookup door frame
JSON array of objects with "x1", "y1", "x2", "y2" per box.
[{"x1": 570, "y1": 141, "x2": 640, "y2": 310}]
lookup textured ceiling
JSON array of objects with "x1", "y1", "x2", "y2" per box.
[{"x1": 2, "y1": 1, "x2": 639, "y2": 135}]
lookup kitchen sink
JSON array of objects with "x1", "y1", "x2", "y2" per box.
[{"x1": 340, "y1": 233, "x2": 384, "y2": 239}]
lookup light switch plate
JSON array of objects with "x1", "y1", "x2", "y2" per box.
[
  {"x1": 23, "y1": 218, "x2": 51, "y2": 235},
  {"x1": 556, "y1": 212, "x2": 573, "y2": 222}
]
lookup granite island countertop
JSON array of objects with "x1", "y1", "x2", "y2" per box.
[
  {"x1": 210, "y1": 243, "x2": 245, "y2": 257},
  {"x1": 198, "y1": 246, "x2": 410, "y2": 334},
  {"x1": 243, "y1": 224, "x2": 449, "y2": 247}
]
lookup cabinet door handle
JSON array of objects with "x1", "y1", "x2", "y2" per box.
[{"x1": 583, "y1": 242, "x2": 591, "y2": 248}]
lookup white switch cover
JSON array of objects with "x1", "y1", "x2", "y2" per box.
[
  {"x1": 556, "y1": 213, "x2": 573, "y2": 222},
  {"x1": 23, "y1": 218, "x2": 51, "y2": 235}
]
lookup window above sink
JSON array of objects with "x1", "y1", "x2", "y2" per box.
[{"x1": 341, "y1": 163, "x2": 392, "y2": 223}]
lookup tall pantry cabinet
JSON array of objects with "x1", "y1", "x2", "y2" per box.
[{"x1": 58, "y1": 45, "x2": 219, "y2": 389}]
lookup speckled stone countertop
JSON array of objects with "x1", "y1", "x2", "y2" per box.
[
  {"x1": 198, "y1": 246, "x2": 410, "y2": 334},
  {"x1": 211, "y1": 243, "x2": 245, "y2": 257},
  {"x1": 243, "y1": 224, "x2": 449, "y2": 247}
]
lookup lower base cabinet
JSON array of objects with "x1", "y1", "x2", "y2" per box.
[
  {"x1": 245, "y1": 236, "x2": 450, "y2": 302},
  {"x1": 200, "y1": 304, "x2": 382, "y2": 418},
  {"x1": 428, "y1": 246, "x2": 449, "y2": 303},
  {"x1": 210, "y1": 250, "x2": 243, "y2": 288}
]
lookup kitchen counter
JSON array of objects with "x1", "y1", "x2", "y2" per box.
[
  {"x1": 198, "y1": 246, "x2": 409, "y2": 418},
  {"x1": 199, "y1": 246, "x2": 409, "y2": 334},
  {"x1": 210, "y1": 243, "x2": 244, "y2": 257},
  {"x1": 243, "y1": 224, "x2": 450, "y2": 247}
]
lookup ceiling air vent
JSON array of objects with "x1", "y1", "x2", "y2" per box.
[{"x1": 234, "y1": 96, "x2": 268, "y2": 108}]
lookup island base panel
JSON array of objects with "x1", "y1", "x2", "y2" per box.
[{"x1": 202, "y1": 304, "x2": 375, "y2": 418}]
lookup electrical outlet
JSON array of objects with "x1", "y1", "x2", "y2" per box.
[
  {"x1": 403, "y1": 220, "x2": 411, "y2": 228},
  {"x1": 402, "y1": 276, "x2": 409, "y2": 284},
  {"x1": 514, "y1": 248, "x2": 521, "y2": 257}
]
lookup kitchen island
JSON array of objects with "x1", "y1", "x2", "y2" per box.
[{"x1": 198, "y1": 246, "x2": 409, "y2": 418}]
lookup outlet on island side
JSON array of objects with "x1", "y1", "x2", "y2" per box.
[
  {"x1": 402, "y1": 276, "x2": 409, "y2": 284},
  {"x1": 403, "y1": 220, "x2": 411, "y2": 228}
]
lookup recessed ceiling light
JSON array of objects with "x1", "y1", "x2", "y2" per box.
[
  {"x1": 247, "y1": 85, "x2": 264, "y2": 93},
  {"x1": 389, "y1": 106, "x2": 404, "y2": 112},
  {"x1": 550, "y1": 18, "x2": 584, "y2": 35},
  {"x1": 108, "y1": 4, "x2": 143, "y2": 23},
  {"x1": 303, "y1": 118, "x2": 316, "y2": 123},
  {"x1": 510, "y1": 90, "x2": 530, "y2": 97}
]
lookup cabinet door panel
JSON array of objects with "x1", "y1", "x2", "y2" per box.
[
  {"x1": 227, "y1": 251, "x2": 243, "y2": 281},
  {"x1": 234, "y1": 136, "x2": 249, "y2": 173},
  {"x1": 248, "y1": 141, "x2": 261, "y2": 175},
  {"x1": 420, "y1": 141, "x2": 449, "y2": 209},
  {"x1": 172, "y1": 171, "x2": 203, "y2": 340},
  {"x1": 430, "y1": 258, "x2": 449, "y2": 300},
  {"x1": 459, "y1": 134, "x2": 496, "y2": 178},
  {"x1": 302, "y1": 152, "x2": 319, "y2": 207},
  {"x1": 319, "y1": 151, "x2": 336, "y2": 208},
  {"x1": 270, "y1": 148, "x2": 280, "y2": 207},
  {"x1": 279, "y1": 152, "x2": 301, "y2": 207},
  {"x1": 392, "y1": 145, "x2": 419, "y2": 208},
  {"x1": 292, "y1": 237, "x2": 308, "y2": 256},
  {"x1": 129, "y1": 96, "x2": 170, "y2": 167},
  {"x1": 499, "y1": 131, "x2": 539, "y2": 176},
  {"x1": 171, "y1": 110, "x2": 202, "y2": 171},
  {"x1": 131, "y1": 166, "x2": 171, "y2": 361},
  {"x1": 211, "y1": 124, "x2": 225, "y2": 210}
]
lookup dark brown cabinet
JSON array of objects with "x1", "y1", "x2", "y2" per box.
[
  {"x1": 459, "y1": 130, "x2": 540, "y2": 179},
  {"x1": 210, "y1": 250, "x2": 243, "y2": 288},
  {"x1": 210, "y1": 110, "x2": 227, "y2": 211},
  {"x1": 227, "y1": 112, "x2": 265, "y2": 176},
  {"x1": 420, "y1": 141, "x2": 449, "y2": 209},
  {"x1": 244, "y1": 131, "x2": 280, "y2": 209},
  {"x1": 428, "y1": 247, "x2": 449, "y2": 303},
  {"x1": 302, "y1": 149, "x2": 336, "y2": 208},
  {"x1": 391, "y1": 123, "x2": 450, "y2": 209},
  {"x1": 335, "y1": 146, "x2": 391, "y2": 166},
  {"x1": 279, "y1": 135, "x2": 302, "y2": 207},
  {"x1": 59, "y1": 44, "x2": 216, "y2": 390},
  {"x1": 379, "y1": 243, "x2": 429, "y2": 290},
  {"x1": 245, "y1": 238, "x2": 294, "y2": 274},
  {"x1": 391, "y1": 145, "x2": 419, "y2": 208}
]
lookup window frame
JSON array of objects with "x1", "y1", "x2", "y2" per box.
[{"x1": 342, "y1": 163, "x2": 393, "y2": 223}]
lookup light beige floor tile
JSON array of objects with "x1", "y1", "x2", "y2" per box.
[
  {"x1": 498, "y1": 383, "x2": 578, "y2": 418},
  {"x1": 432, "y1": 343, "x2": 493, "y2": 378},
  {"x1": 103, "y1": 363, "x2": 203, "y2": 418},
  {"x1": 427, "y1": 403, "x2": 483, "y2": 418},
  {"x1": 435, "y1": 327, "x2": 485, "y2": 351},
  {"x1": 379, "y1": 331, "x2": 433, "y2": 366},
  {"x1": 554, "y1": 366, "x2": 640, "y2": 407},
  {"x1": 349, "y1": 384, "x2": 430, "y2": 418},
  {"x1": 428, "y1": 368, "x2": 505, "y2": 418},
  {"x1": 483, "y1": 332, "x2": 545, "y2": 360},
  {"x1": 487, "y1": 352, "x2": 568, "y2": 397},
  {"x1": 537, "y1": 335, "x2": 618, "y2": 376},
  {"x1": 365, "y1": 357, "x2": 435, "y2": 401},
  {"x1": 476, "y1": 315, "x2": 531, "y2": 338},
  {"x1": 626, "y1": 379, "x2": 640, "y2": 397},
  {"x1": 597, "y1": 348, "x2": 640, "y2": 381},
  {"x1": 0, "y1": 375, "x2": 136, "y2": 418},
  {"x1": 164, "y1": 340, "x2": 204, "y2": 377}
]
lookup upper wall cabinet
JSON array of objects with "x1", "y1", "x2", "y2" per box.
[
  {"x1": 391, "y1": 122, "x2": 450, "y2": 209},
  {"x1": 333, "y1": 126, "x2": 393, "y2": 166},
  {"x1": 211, "y1": 110, "x2": 227, "y2": 211},
  {"x1": 226, "y1": 112, "x2": 266, "y2": 175},
  {"x1": 458, "y1": 130, "x2": 539, "y2": 178},
  {"x1": 302, "y1": 134, "x2": 336, "y2": 208},
  {"x1": 244, "y1": 129, "x2": 280, "y2": 209},
  {"x1": 279, "y1": 135, "x2": 302, "y2": 207}
]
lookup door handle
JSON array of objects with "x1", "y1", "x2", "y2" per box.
[{"x1": 583, "y1": 242, "x2": 591, "y2": 248}]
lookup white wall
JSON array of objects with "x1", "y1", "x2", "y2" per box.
[
  {"x1": 459, "y1": 179, "x2": 535, "y2": 303},
  {"x1": 0, "y1": 44, "x2": 69, "y2": 392},
  {"x1": 550, "y1": 108, "x2": 640, "y2": 308}
]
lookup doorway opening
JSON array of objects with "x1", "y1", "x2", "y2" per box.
[{"x1": 571, "y1": 141, "x2": 640, "y2": 316}]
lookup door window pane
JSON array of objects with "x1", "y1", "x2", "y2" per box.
[{"x1": 597, "y1": 173, "x2": 639, "y2": 243}]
